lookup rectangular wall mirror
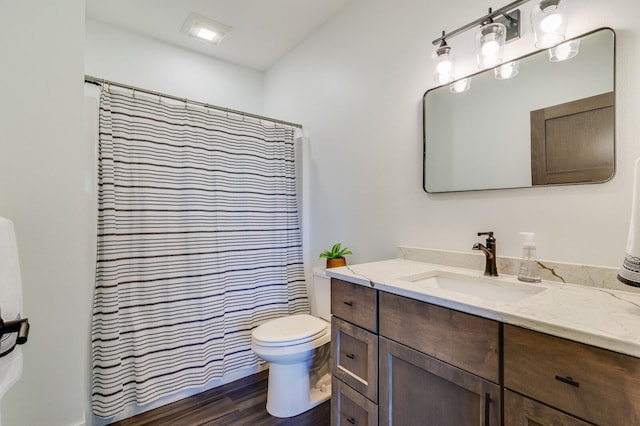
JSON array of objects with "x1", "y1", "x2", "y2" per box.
[{"x1": 423, "y1": 28, "x2": 615, "y2": 193}]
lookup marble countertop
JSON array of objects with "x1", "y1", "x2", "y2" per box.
[{"x1": 325, "y1": 258, "x2": 640, "y2": 358}]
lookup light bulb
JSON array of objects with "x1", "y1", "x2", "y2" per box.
[
  {"x1": 531, "y1": 0, "x2": 568, "y2": 48},
  {"x1": 436, "y1": 59, "x2": 452, "y2": 74},
  {"x1": 494, "y1": 61, "x2": 519, "y2": 80},
  {"x1": 434, "y1": 41, "x2": 454, "y2": 84},
  {"x1": 476, "y1": 22, "x2": 506, "y2": 69},
  {"x1": 554, "y1": 43, "x2": 571, "y2": 60},
  {"x1": 500, "y1": 64, "x2": 514, "y2": 78},
  {"x1": 540, "y1": 9, "x2": 562, "y2": 33},
  {"x1": 437, "y1": 68, "x2": 453, "y2": 84},
  {"x1": 482, "y1": 39, "x2": 500, "y2": 56},
  {"x1": 549, "y1": 39, "x2": 580, "y2": 62},
  {"x1": 449, "y1": 78, "x2": 471, "y2": 93},
  {"x1": 196, "y1": 27, "x2": 217, "y2": 41}
]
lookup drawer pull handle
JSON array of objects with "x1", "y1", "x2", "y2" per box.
[
  {"x1": 555, "y1": 375, "x2": 580, "y2": 388},
  {"x1": 484, "y1": 393, "x2": 491, "y2": 426},
  {"x1": 345, "y1": 353, "x2": 356, "y2": 360},
  {"x1": 346, "y1": 417, "x2": 356, "y2": 425},
  {"x1": 343, "y1": 301, "x2": 353, "y2": 306}
]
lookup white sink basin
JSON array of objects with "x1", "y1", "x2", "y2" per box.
[{"x1": 399, "y1": 271, "x2": 546, "y2": 305}]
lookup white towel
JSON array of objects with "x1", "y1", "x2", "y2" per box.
[
  {"x1": 619, "y1": 158, "x2": 640, "y2": 287},
  {"x1": 0, "y1": 217, "x2": 23, "y2": 402}
]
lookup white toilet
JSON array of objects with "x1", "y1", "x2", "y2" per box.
[{"x1": 251, "y1": 267, "x2": 332, "y2": 418}]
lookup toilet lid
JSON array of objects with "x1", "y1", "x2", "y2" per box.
[{"x1": 252, "y1": 314, "x2": 328, "y2": 346}]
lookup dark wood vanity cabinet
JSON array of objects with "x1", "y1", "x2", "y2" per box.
[
  {"x1": 504, "y1": 324, "x2": 640, "y2": 425},
  {"x1": 330, "y1": 277, "x2": 640, "y2": 425},
  {"x1": 331, "y1": 279, "x2": 379, "y2": 425},
  {"x1": 330, "y1": 278, "x2": 502, "y2": 426},
  {"x1": 378, "y1": 292, "x2": 501, "y2": 426}
]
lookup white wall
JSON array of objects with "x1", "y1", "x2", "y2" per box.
[
  {"x1": 264, "y1": 0, "x2": 640, "y2": 270},
  {"x1": 85, "y1": 19, "x2": 265, "y2": 114},
  {"x1": 0, "y1": 1, "x2": 88, "y2": 426},
  {"x1": 0, "y1": 11, "x2": 268, "y2": 426}
]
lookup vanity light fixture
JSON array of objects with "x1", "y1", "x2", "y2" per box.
[
  {"x1": 494, "y1": 61, "x2": 519, "y2": 79},
  {"x1": 548, "y1": 38, "x2": 580, "y2": 62},
  {"x1": 434, "y1": 33, "x2": 455, "y2": 84},
  {"x1": 450, "y1": 78, "x2": 471, "y2": 93},
  {"x1": 476, "y1": 13, "x2": 507, "y2": 69},
  {"x1": 431, "y1": 0, "x2": 525, "y2": 86},
  {"x1": 181, "y1": 12, "x2": 232, "y2": 45},
  {"x1": 430, "y1": 0, "x2": 576, "y2": 87},
  {"x1": 531, "y1": 0, "x2": 568, "y2": 48}
]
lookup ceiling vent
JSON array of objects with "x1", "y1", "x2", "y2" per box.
[{"x1": 181, "y1": 12, "x2": 232, "y2": 45}]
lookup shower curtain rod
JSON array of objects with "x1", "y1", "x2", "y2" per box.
[{"x1": 84, "y1": 75, "x2": 303, "y2": 129}]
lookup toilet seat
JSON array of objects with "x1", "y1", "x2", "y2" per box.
[{"x1": 252, "y1": 314, "x2": 329, "y2": 347}]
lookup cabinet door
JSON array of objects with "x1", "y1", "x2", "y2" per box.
[
  {"x1": 504, "y1": 390, "x2": 593, "y2": 426},
  {"x1": 530, "y1": 92, "x2": 614, "y2": 185},
  {"x1": 379, "y1": 337, "x2": 500, "y2": 426},
  {"x1": 332, "y1": 377, "x2": 378, "y2": 426}
]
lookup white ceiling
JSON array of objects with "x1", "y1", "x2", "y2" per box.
[{"x1": 85, "y1": 0, "x2": 354, "y2": 71}]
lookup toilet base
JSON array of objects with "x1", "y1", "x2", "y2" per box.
[{"x1": 266, "y1": 363, "x2": 331, "y2": 418}]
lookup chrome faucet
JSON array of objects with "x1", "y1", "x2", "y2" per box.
[{"x1": 473, "y1": 231, "x2": 498, "y2": 277}]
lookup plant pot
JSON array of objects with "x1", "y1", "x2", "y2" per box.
[{"x1": 326, "y1": 257, "x2": 347, "y2": 268}]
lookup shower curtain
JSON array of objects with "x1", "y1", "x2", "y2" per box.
[{"x1": 91, "y1": 87, "x2": 309, "y2": 418}]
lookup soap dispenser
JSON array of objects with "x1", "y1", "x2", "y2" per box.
[{"x1": 518, "y1": 232, "x2": 541, "y2": 283}]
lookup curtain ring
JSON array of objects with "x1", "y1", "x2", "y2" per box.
[
  {"x1": 132, "y1": 88, "x2": 136, "y2": 99},
  {"x1": 184, "y1": 98, "x2": 188, "y2": 110},
  {"x1": 158, "y1": 94, "x2": 162, "y2": 104}
]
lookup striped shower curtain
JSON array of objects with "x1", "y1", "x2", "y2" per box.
[{"x1": 91, "y1": 88, "x2": 309, "y2": 418}]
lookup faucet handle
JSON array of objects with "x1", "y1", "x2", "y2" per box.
[{"x1": 477, "y1": 231, "x2": 495, "y2": 242}]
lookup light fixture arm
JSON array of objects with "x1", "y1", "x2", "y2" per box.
[
  {"x1": 436, "y1": 30, "x2": 451, "y2": 55},
  {"x1": 432, "y1": 0, "x2": 528, "y2": 45}
]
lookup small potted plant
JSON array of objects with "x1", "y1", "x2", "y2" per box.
[{"x1": 320, "y1": 243, "x2": 352, "y2": 268}]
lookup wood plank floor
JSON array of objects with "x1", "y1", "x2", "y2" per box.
[{"x1": 109, "y1": 370, "x2": 331, "y2": 426}]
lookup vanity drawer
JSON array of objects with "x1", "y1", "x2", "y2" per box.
[
  {"x1": 378, "y1": 291, "x2": 500, "y2": 383},
  {"x1": 504, "y1": 324, "x2": 640, "y2": 425},
  {"x1": 331, "y1": 278, "x2": 378, "y2": 333},
  {"x1": 504, "y1": 390, "x2": 592, "y2": 426},
  {"x1": 331, "y1": 316, "x2": 378, "y2": 402},
  {"x1": 331, "y1": 376, "x2": 378, "y2": 426}
]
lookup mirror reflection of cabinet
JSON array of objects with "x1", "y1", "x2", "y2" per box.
[
  {"x1": 423, "y1": 28, "x2": 615, "y2": 193},
  {"x1": 530, "y1": 92, "x2": 614, "y2": 185}
]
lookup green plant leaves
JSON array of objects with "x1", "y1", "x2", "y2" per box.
[{"x1": 319, "y1": 242, "x2": 352, "y2": 258}]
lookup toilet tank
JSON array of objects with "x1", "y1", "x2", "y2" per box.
[{"x1": 311, "y1": 267, "x2": 331, "y2": 321}]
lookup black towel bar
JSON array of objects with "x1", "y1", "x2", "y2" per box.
[{"x1": 0, "y1": 316, "x2": 30, "y2": 346}]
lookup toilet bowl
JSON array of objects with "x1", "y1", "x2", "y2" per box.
[{"x1": 251, "y1": 268, "x2": 332, "y2": 418}]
